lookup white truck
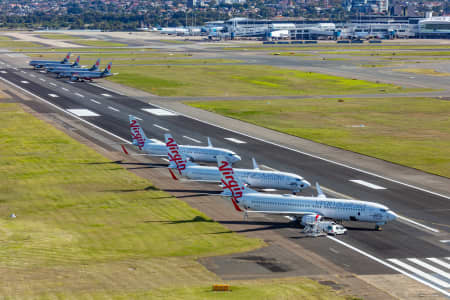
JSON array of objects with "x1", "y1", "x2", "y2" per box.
[{"x1": 318, "y1": 221, "x2": 347, "y2": 235}]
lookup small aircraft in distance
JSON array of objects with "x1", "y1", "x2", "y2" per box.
[
  {"x1": 166, "y1": 134, "x2": 311, "y2": 194},
  {"x1": 58, "y1": 62, "x2": 114, "y2": 82},
  {"x1": 48, "y1": 58, "x2": 100, "y2": 74},
  {"x1": 29, "y1": 52, "x2": 71, "y2": 69},
  {"x1": 122, "y1": 115, "x2": 242, "y2": 164},
  {"x1": 215, "y1": 155, "x2": 398, "y2": 231}
]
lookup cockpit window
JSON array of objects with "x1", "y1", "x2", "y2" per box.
[
  {"x1": 295, "y1": 179, "x2": 301, "y2": 181},
  {"x1": 380, "y1": 208, "x2": 387, "y2": 212}
]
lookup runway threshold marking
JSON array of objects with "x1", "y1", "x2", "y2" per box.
[
  {"x1": 66, "y1": 109, "x2": 100, "y2": 117},
  {"x1": 349, "y1": 180, "x2": 386, "y2": 190},
  {"x1": 427, "y1": 258, "x2": 450, "y2": 269},
  {"x1": 153, "y1": 124, "x2": 169, "y2": 131},
  {"x1": 388, "y1": 258, "x2": 450, "y2": 288},
  {"x1": 407, "y1": 258, "x2": 450, "y2": 280},
  {"x1": 183, "y1": 136, "x2": 201, "y2": 143},
  {"x1": 328, "y1": 236, "x2": 450, "y2": 297},
  {"x1": 142, "y1": 108, "x2": 177, "y2": 116},
  {"x1": 224, "y1": 137, "x2": 246, "y2": 144}
]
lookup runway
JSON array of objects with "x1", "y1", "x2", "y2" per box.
[{"x1": 0, "y1": 60, "x2": 449, "y2": 297}]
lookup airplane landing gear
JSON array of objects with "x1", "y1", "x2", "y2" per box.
[{"x1": 375, "y1": 225, "x2": 383, "y2": 231}]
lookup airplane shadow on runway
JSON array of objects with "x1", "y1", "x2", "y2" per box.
[{"x1": 81, "y1": 160, "x2": 168, "y2": 170}]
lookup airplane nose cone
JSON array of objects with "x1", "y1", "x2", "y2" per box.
[
  {"x1": 301, "y1": 180, "x2": 311, "y2": 189},
  {"x1": 388, "y1": 211, "x2": 398, "y2": 221},
  {"x1": 232, "y1": 155, "x2": 242, "y2": 163}
]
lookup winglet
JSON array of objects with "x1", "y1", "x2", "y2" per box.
[
  {"x1": 121, "y1": 144, "x2": 129, "y2": 155},
  {"x1": 252, "y1": 158, "x2": 260, "y2": 170},
  {"x1": 207, "y1": 137, "x2": 213, "y2": 147},
  {"x1": 316, "y1": 182, "x2": 327, "y2": 199}
]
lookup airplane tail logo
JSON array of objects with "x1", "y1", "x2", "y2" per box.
[
  {"x1": 217, "y1": 155, "x2": 246, "y2": 203},
  {"x1": 165, "y1": 134, "x2": 187, "y2": 175},
  {"x1": 73, "y1": 56, "x2": 80, "y2": 66},
  {"x1": 62, "y1": 52, "x2": 71, "y2": 63},
  {"x1": 129, "y1": 115, "x2": 148, "y2": 149},
  {"x1": 90, "y1": 59, "x2": 101, "y2": 71},
  {"x1": 103, "y1": 62, "x2": 112, "y2": 74}
]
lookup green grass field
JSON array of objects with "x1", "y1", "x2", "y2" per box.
[
  {"x1": 38, "y1": 34, "x2": 84, "y2": 40},
  {"x1": 0, "y1": 35, "x2": 12, "y2": 40},
  {"x1": 17, "y1": 47, "x2": 154, "y2": 52},
  {"x1": 0, "y1": 103, "x2": 350, "y2": 299},
  {"x1": 74, "y1": 40, "x2": 129, "y2": 47},
  {"x1": 0, "y1": 41, "x2": 43, "y2": 48},
  {"x1": 188, "y1": 97, "x2": 450, "y2": 178},
  {"x1": 107, "y1": 65, "x2": 420, "y2": 97}
]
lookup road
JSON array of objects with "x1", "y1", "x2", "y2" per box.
[{"x1": 0, "y1": 55, "x2": 449, "y2": 298}]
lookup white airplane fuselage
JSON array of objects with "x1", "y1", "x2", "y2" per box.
[
  {"x1": 176, "y1": 164, "x2": 309, "y2": 192},
  {"x1": 142, "y1": 141, "x2": 241, "y2": 164},
  {"x1": 235, "y1": 192, "x2": 397, "y2": 225}
]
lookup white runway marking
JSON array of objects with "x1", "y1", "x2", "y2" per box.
[
  {"x1": 12, "y1": 67, "x2": 18, "y2": 71},
  {"x1": 21, "y1": 71, "x2": 27, "y2": 74},
  {"x1": 349, "y1": 180, "x2": 386, "y2": 190},
  {"x1": 408, "y1": 258, "x2": 450, "y2": 280},
  {"x1": 62, "y1": 87, "x2": 69, "y2": 91},
  {"x1": 74, "y1": 92, "x2": 85, "y2": 98},
  {"x1": 49, "y1": 82, "x2": 57, "y2": 86},
  {"x1": 90, "y1": 99, "x2": 101, "y2": 104},
  {"x1": 21, "y1": 80, "x2": 29, "y2": 84},
  {"x1": 39, "y1": 78, "x2": 46, "y2": 82},
  {"x1": 30, "y1": 74, "x2": 35, "y2": 77},
  {"x1": 0, "y1": 70, "x2": 7, "y2": 74},
  {"x1": 48, "y1": 94, "x2": 59, "y2": 98},
  {"x1": 225, "y1": 137, "x2": 246, "y2": 144},
  {"x1": 153, "y1": 124, "x2": 169, "y2": 131},
  {"x1": 427, "y1": 258, "x2": 450, "y2": 269},
  {"x1": 101, "y1": 93, "x2": 112, "y2": 97},
  {"x1": 397, "y1": 215, "x2": 439, "y2": 233},
  {"x1": 183, "y1": 136, "x2": 201, "y2": 143},
  {"x1": 0, "y1": 61, "x2": 4, "y2": 64},
  {"x1": 142, "y1": 108, "x2": 177, "y2": 116},
  {"x1": 108, "y1": 106, "x2": 120, "y2": 112},
  {"x1": 149, "y1": 138, "x2": 162, "y2": 143},
  {"x1": 134, "y1": 116, "x2": 143, "y2": 121},
  {"x1": 66, "y1": 109, "x2": 100, "y2": 117},
  {"x1": 388, "y1": 258, "x2": 450, "y2": 288}
]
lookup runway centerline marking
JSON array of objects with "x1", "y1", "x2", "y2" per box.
[
  {"x1": 39, "y1": 78, "x2": 46, "y2": 82},
  {"x1": 74, "y1": 92, "x2": 85, "y2": 98},
  {"x1": 183, "y1": 136, "x2": 201, "y2": 143},
  {"x1": 134, "y1": 116, "x2": 143, "y2": 121},
  {"x1": 101, "y1": 93, "x2": 112, "y2": 97},
  {"x1": 350, "y1": 180, "x2": 386, "y2": 190},
  {"x1": 62, "y1": 87, "x2": 69, "y2": 91},
  {"x1": 21, "y1": 80, "x2": 29, "y2": 84},
  {"x1": 224, "y1": 137, "x2": 246, "y2": 144},
  {"x1": 0, "y1": 71, "x2": 7, "y2": 74},
  {"x1": 29, "y1": 74, "x2": 35, "y2": 77},
  {"x1": 142, "y1": 108, "x2": 177, "y2": 116},
  {"x1": 66, "y1": 109, "x2": 100, "y2": 117},
  {"x1": 90, "y1": 99, "x2": 101, "y2": 104},
  {"x1": 48, "y1": 94, "x2": 59, "y2": 98},
  {"x1": 388, "y1": 258, "x2": 450, "y2": 288},
  {"x1": 108, "y1": 106, "x2": 120, "y2": 112},
  {"x1": 397, "y1": 215, "x2": 439, "y2": 233},
  {"x1": 49, "y1": 82, "x2": 57, "y2": 87},
  {"x1": 153, "y1": 124, "x2": 169, "y2": 131}
]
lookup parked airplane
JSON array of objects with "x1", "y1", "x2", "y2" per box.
[
  {"x1": 29, "y1": 52, "x2": 71, "y2": 69},
  {"x1": 44, "y1": 55, "x2": 80, "y2": 73},
  {"x1": 122, "y1": 115, "x2": 241, "y2": 164},
  {"x1": 57, "y1": 62, "x2": 114, "y2": 81},
  {"x1": 215, "y1": 155, "x2": 398, "y2": 230},
  {"x1": 166, "y1": 134, "x2": 310, "y2": 193},
  {"x1": 48, "y1": 58, "x2": 100, "y2": 74}
]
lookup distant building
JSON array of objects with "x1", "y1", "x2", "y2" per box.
[{"x1": 418, "y1": 16, "x2": 450, "y2": 38}]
